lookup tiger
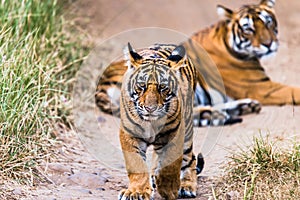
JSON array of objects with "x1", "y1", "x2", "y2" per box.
[
  {"x1": 96, "y1": 0, "x2": 300, "y2": 126},
  {"x1": 186, "y1": 0, "x2": 300, "y2": 105},
  {"x1": 118, "y1": 43, "x2": 198, "y2": 199}
]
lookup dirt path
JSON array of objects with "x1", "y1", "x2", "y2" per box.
[{"x1": 8, "y1": 0, "x2": 300, "y2": 199}]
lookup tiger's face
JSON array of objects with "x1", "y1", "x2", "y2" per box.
[
  {"x1": 218, "y1": 0, "x2": 278, "y2": 59},
  {"x1": 129, "y1": 65, "x2": 179, "y2": 121},
  {"x1": 123, "y1": 43, "x2": 186, "y2": 121}
]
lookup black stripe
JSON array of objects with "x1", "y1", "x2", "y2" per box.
[
  {"x1": 122, "y1": 124, "x2": 138, "y2": 137},
  {"x1": 122, "y1": 97, "x2": 144, "y2": 134},
  {"x1": 97, "y1": 88, "x2": 109, "y2": 93},
  {"x1": 99, "y1": 81, "x2": 120, "y2": 86},
  {"x1": 180, "y1": 67, "x2": 190, "y2": 81},
  {"x1": 95, "y1": 98, "x2": 109, "y2": 104},
  {"x1": 223, "y1": 36, "x2": 251, "y2": 61},
  {"x1": 133, "y1": 145, "x2": 147, "y2": 161},
  {"x1": 164, "y1": 107, "x2": 180, "y2": 126},
  {"x1": 153, "y1": 142, "x2": 169, "y2": 150},
  {"x1": 123, "y1": 125, "x2": 150, "y2": 145},
  {"x1": 156, "y1": 120, "x2": 181, "y2": 139},
  {"x1": 242, "y1": 77, "x2": 270, "y2": 82},
  {"x1": 157, "y1": 50, "x2": 170, "y2": 58},
  {"x1": 184, "y1": 130, "x2": 193, "y2": 142},
  {"x1": 181, "y1": 154, "x2": 196, "y2": 171},
  {"x1": 183, "y1": 144, "x2": 193, "y2": 155},
  {"x1": 156, "y1": 67, "x2": 167, "y2": 75}
]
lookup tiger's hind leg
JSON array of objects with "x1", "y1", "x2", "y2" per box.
[{"x1": 215, "y1": 98, "x2": 261, "y2": 116}]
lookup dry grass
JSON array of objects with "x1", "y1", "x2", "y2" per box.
[
  {"x1": 0, "y1": 0, "x2": 87, "y2": 185},
  {"x1": 214, "y1": 135, "x2": 300, "y2": 199}
]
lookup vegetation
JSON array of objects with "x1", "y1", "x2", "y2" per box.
[
  {"x1": 215, "y1": 136, "x2": 300, "y2": 199},
  {"x1": 0, "y1": 0, "x2": 87, "y2": 184}
]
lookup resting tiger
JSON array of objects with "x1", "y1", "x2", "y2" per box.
[
  {"x1": 96, "y1": 0, "x2": 300, "y2": 126},
  {"x1": 186, "y1": 0, "x2": 300, "y2": 105},
  {"x1": 118, "y1": 43, "x2": 198, "y2": 199}
]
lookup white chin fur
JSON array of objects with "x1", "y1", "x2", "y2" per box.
[
  {"x1": 142, "y1": 116, "x2": 159, "y2": 121},
  {"x1": 260, "y1": 51, "x2": 277, "y2": 61}
]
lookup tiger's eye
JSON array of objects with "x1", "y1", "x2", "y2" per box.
[
  {"x1": 159, "y1": 84, "x2": 169, "y2": 91},
  {"x1": 136, "y1": 82, "x2": 146, "y2": 90},
  {"x1": 241, "y1": 23, "x2": 254, "y2": 35},
  {"x1": 265, "y1": 16, "x2": 273, "y2": 26}
]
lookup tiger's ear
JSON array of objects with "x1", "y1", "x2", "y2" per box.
[
  {"x1": 167, "y1": 45, "x2": 186, "y2": 63},
  {"x1": 217, "y1": 5, "x2": 233, "y2": 20},
  {"x1": 260, "y1": 0, "x2": 275, "y2": 8},
  {"x1": 124, "y1": 42, "x2": 143, "y2": 68}
]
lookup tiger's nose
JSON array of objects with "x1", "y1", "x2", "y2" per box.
[{"x1": 145, "y1": 105, "x2": 157, "y2": 113}]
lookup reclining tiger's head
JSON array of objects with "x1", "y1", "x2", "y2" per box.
[
  {"x1": 218, "y1": 0, "x2": 278, "y2": 59},
  {"x1": 122, "y1": 43, "x2": 187, "y2": 121}
]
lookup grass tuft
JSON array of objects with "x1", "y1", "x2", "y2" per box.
[
  {"x1": 214, "y1": 135, "x2": 300, "y2": 199},
  {"x1": 0, "y1": 0, "x2": 87, "y2": 184}
]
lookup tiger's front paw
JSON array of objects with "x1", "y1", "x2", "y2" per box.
[
  {"x1": 178, "y1": 184, "x2": 197, "y2": 198},
  {"x1": 118, "y1": 188, "x2": 153, "y2": 200}
]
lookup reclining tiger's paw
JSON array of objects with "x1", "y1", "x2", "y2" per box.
[
  {"x1": 226, "y1": 98, "x2": 261, "y2": 116},
  {"x1": 211, "y1": 110, "x2": 228, "y2": 126},
  {"x1": 178, "y1": 184, "x2": 197, "y2": 198},
  {"x1": 118, "y1": 188, "x2": 153, "y2": 200},
  {"x1": 249, "y1": 99, "x2": 261, "y2": 114},
  {"x1": 193, "y1": 106, "x2": 228, "y2": 126}
]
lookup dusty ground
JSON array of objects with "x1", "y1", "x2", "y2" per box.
[{"x1": 4, "y1": 0, "x2": 300, "y2": 199}]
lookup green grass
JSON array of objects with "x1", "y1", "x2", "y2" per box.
[
  {"x1": 0, "y1": 0, "x2": 87, "y2": 184},
  {"x1": 214, "y1": 136, "x2": 300, "y2": 199}
]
